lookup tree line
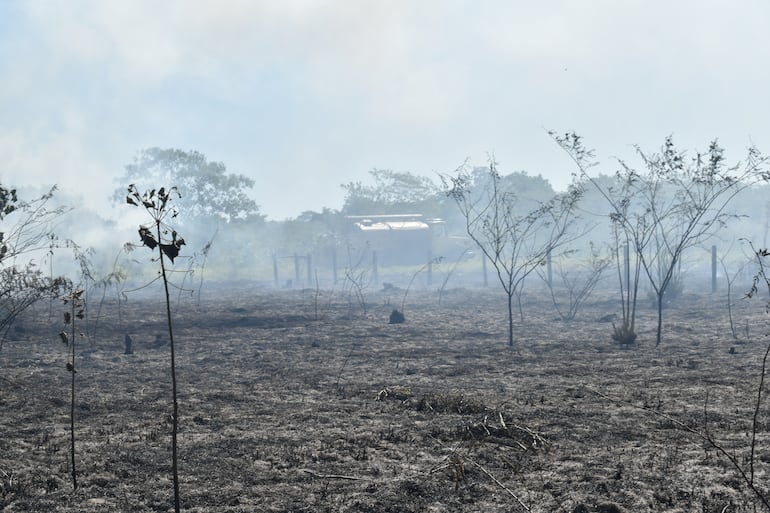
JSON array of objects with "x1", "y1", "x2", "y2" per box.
[
  {"x1": 4, "y1": 135, "x2": 770, "y2": 510},
  {"x1": 3, "y1": 136, "x2": 770, "y2": 349}
]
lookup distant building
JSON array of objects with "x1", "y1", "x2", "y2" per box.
[{"x1": 347, "y1": 214, "x2": 435, "y2": 266}]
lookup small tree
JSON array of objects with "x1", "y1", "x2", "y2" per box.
[
  {"x1": 126, "y1": 184, "x2": 186, "y2": 513},
  {"x1": 555, "y1": 132, "x2": 768, "y2": 346},
  {"x1": 341, "y1": 242, "x2": 373, "y2": 316},
  {"x1": 443, "y1": 158, "x2": 583, "y2": 347}
]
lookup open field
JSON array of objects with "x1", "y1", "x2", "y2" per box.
[{"x1": 1, "y1": 283, "x2": 769, "y2": 512}]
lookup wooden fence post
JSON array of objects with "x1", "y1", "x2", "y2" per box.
[
  {"x1": 294, "y1": 254, "x2": 301, "y2": 288},
  {"x1": 624, "y1": 243, "x2": 630, "y2": 292},
  {"x1": 331, "y1": 247, "x2": 338, "y2": 285},
  {"x1": 372, "y1": 251, "x2": 379, "y2": 286},
  {"x1": 427, "y1": 249, "x2": 433, "y2": 287},
  {"x1": 273, "y1": 254, "x2": 279, "y2": 288},
  {"x1": 482, "y1": 253, "x2": 488, "y2": 287}
]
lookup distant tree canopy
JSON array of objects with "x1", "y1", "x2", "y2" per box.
[
  {"x1": 464, "y1": 166, "x2": 556, "y2": 208},
  {"x1": 113, "y1": 148, "x2": 263, "y2": 225},
  {"x1": 443, "y1": 159, "x2": 583, "y2": 347},
  {"x1": 437, "y1": 165, "x2": 558, "y2": 232},
  {"x1": 340, "y1": 169, "x2": 444, "y2": 216},
  {"x1": 276, "y1": 208, "x2": 347, "y2": 254},
  {"x1": 340, "y1": 166, "x2": 562, "y2": 235}
]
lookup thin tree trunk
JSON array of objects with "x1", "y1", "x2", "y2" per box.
[
  {"x1": 157, "y1": 223, "x2": 181, "y2": 513},
  {"x1": 655, "y1": 293, "x2": 663, "y2": 347},
  {"x1": 507, "y1": 293, "x2": 514, "y2": 347},
  {"x1": 69, "y1": 298, "x2": 77, "y2": 490}
]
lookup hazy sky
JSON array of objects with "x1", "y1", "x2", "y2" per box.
[{"x1": 2, "y1": 1, "x2": 770, "y2": 220}]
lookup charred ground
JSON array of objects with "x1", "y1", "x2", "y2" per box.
[{"x1": 0, "y1": 285, "x2": 768, "y2": 512}]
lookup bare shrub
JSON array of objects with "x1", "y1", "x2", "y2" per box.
[
  {"x1": 443, "y1": 158, "x2": 583, "y2": 347},
  {"x1": 0, "y1": 185, "x2": 73, "y2": 350},
  {"x1": 555, "y1": 132, "x2": 768, "y2": 346}
]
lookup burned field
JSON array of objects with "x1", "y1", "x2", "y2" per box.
[{"x1": 1, "y1": 285, "x2": 769, "y2": 512}]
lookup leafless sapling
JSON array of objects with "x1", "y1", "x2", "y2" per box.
[
  {"x1": 396, "y1": 256, "x2": 443, "y2": 323},
  {"x1": 60, "y1": 289, "x2": 84, "y2": 490},
  {"x1": 437, "y1": 246, "x2": 472, "y2": 306},
  {"x1": 91, "y1": 246, "x2": 130, "y2": 342},
  {"x1": 443, "y1": 157, "x2": 583, "y2": 347},
  {"x1": 341, "y1": 242, "x2": 373, "y2": 316},
  {"x1": 541, "y1": 242, "x2": 611, "y2": 321},
  {"x1": 717, "y1": 239, "x2": 754, "y2": 341},
  {"x1": 555, "y1": 132, "x2": 768, "y2": 346}
]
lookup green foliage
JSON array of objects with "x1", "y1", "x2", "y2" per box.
[{"x1": 115, "y1": 148, "x2": 263, "y2": 225}]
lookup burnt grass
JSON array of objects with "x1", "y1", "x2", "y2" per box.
[{"x1": 1, "y1": 283, "x2": 769, "y2": 512}]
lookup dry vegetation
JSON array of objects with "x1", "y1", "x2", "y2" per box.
[{"x1": 0, "y1": 284, "x2": 768, "y2": 512}]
